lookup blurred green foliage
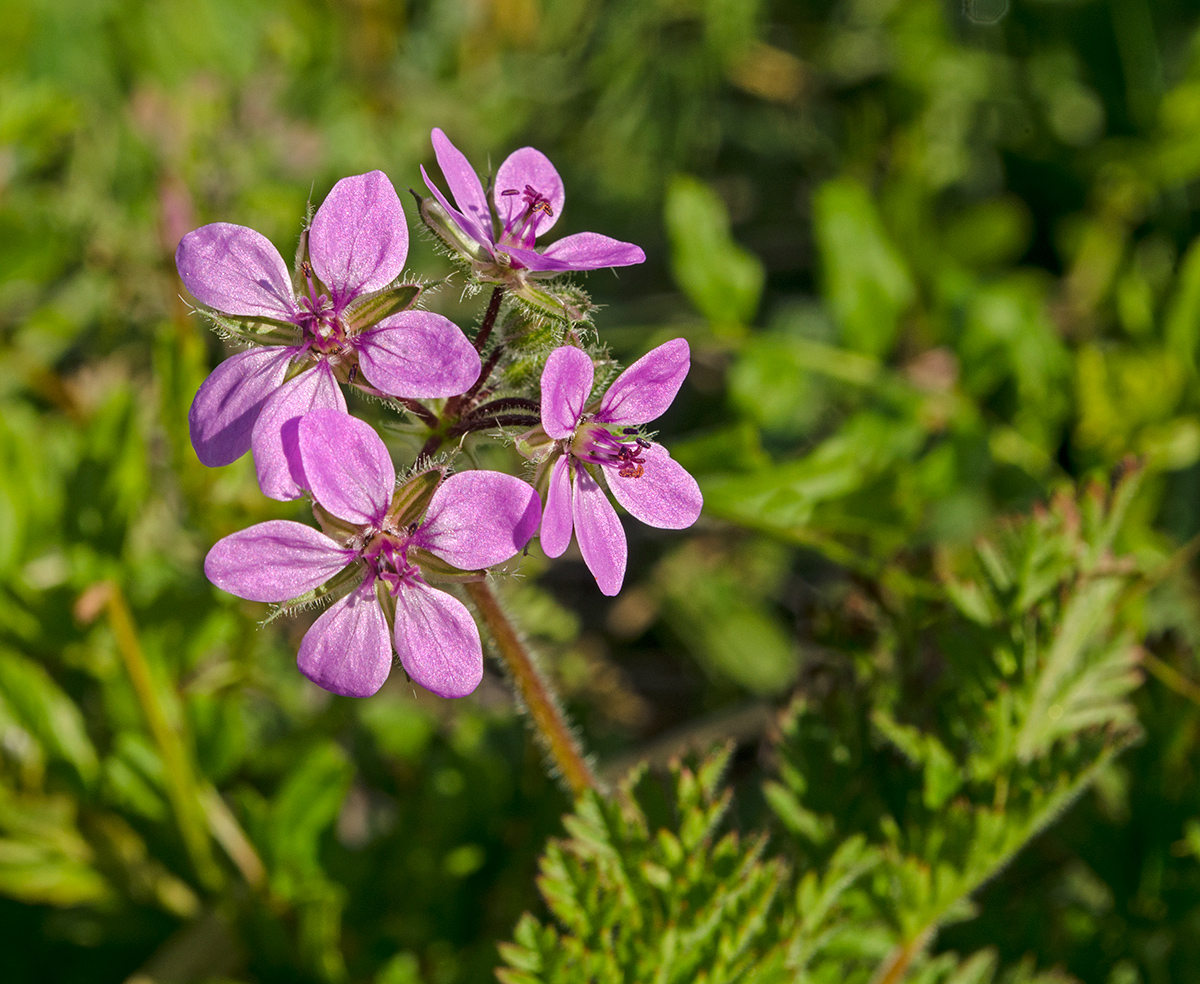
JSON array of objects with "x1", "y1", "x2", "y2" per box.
[{"x1": 7, "y1": 0, "x2": 1200, "y2": 982}]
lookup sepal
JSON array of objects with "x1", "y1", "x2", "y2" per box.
[
  {"x1": 417, "y1": 194, "x2": 492, "y2": 263},
  {"x1": 313, "y1": 502, "x2": 363, "y2": 544},
  {"x1": 510, "y1": 279, "x2": 594, "y2": 325},
  {"x1": 343, "y1": 282, "x2": 425, "y2": 333},
  {"x1": 388, "y1": 467, "x2": 445, "y2": 528},
  {"x1": 262, "y1": 560, "x2": 367, "y2": 624},
  {"x1": 202, "y1": 310, "x2": 304, "y2": 347},
  {"x1": 408, "y1": 548, "x2": 487, "y2": 583}
]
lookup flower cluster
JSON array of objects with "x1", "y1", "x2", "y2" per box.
[{"x1": 182, "y1": 131, "x2": 701, "y2": 699}]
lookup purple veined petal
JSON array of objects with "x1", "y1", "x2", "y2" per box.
[
  {"x1": 297, "y1": 577, "x2": 393, "y2": 698},
  {"x1": 251, "y1": 360, "x2": 347, "y2": 501},
  {"x1": 425, "y1": 129, "x2": 494, "y2": 246},
  {"x1": 204, "y1": 520, "x2": 356, "y2": 603},
  {"x1": 504, "y1": 233, "x2": 646, "y2": 273},
  {"x1": 540, "y1": 346, "x2": 593, "y2": 439},
  {"x1": 393, "y1": 579, "x2": 483, "y2": 699},
  {"x1": 539, "y1": 454, "x2": 574, "y2": 559},
  {"x1": 309, "y1": 171, "x2": 409, "y2": 306},
  {"x1": 572, "y1": 465, "x2": 627, "y2": 597},
  {"x1": 420, "y1": 165, "x2": 490, "y2": 252},
  {"x1": 417, "y1": 471, "x2": 541, "y2": 570},
  {"x1": 595, "y1": 337, "x2": 690, "y2": 427},
  {"x1": 543, "y1": 232, "x2": 646, "y2": 269},
  {"x1": 494, "y1": 147, "x2": 564, "y2": 242},
  {"x1": 603, "y1": 442, "x2": 702, "y2": 530},
  {"x1": 355, "y1": 311, "x2": 481, "y2": 399},
  {"x1": 188, "y1": 346, "x2": 297, "y2": 467},
  {"x1": 176, "y1": 222, "x2": 297, "y2": 320},
  {"x1": 298, "y1": 409, "x2": 394, "y2": 527}
]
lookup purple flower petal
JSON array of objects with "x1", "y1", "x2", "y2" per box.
[
  {"x1": 540, "y1": 346, "x2": 593, "y2": 439},
  {"x1": 425, "y1": 129, "x2": 494, "y2": 246},
  {"x1": 504, "y1": 233, "x2": 646, "y2": 272},
  {"x1": 189, "y1": 346, "x2": 297, "y2": 467},
  {"x1": 417, "y1": 471, "x2": 541, "y2": 570},
  {"x1": 176, "y1": 223, "x2": 296, "y2": 320},
  {"x1": 309, "y1": 171, "x2": 409, "y2": 306},
  {"x1": 393, "y1": 580, "x2": 483, "y2": 698},
  {"x1": 542, "y1": 232, "x2": 646, "y2": 268},
  {"x1": 572, "y1": 465, "x2": 626, "y2": 596},
  {"x1": 494, "y1": 147, "x2": 564, "y2": 242},
  {"x1": 251, "y1": 361, "x2": 347, "y2": 501},
  {"x1": 539, "y1": 455, "x2": 574, "y2": 559},
  {"x1": 603, "y1": 442, "x2": 702, "y2": 530},
  {"x1": 355, "y1": 311, "x2": 481, "y2": 399},
  {"x1": 298, "y1": 409, "x2": 394, "y2": 526},
  {"x1": 205, "y1": 520, "x2": 356, "y2": 602},
  {"x1": 297, "y1": 578, "x2": 393, "y2": 698},
  {"x1": 595, "y1": 338, "x2": 690, "y2": 427}
]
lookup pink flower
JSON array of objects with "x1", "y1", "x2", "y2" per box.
[
  {"x1": 177, "y1": 170, "x2": 481, "y2": 500},
  {"x1": 204, "y1": 410, "x2": 541, "y2": 698},
  {"x1": 421, "y1": 128, "x2": 646, "y2": 274},
  {"x1": 535, "y1": 340, "x2": 702, "y2": 596}
]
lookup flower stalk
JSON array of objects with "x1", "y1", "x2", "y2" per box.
[{"x1": 465, "y1": 580, "x2": 600, "y2": 797}]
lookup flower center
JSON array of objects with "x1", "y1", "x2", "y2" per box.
[
  {"x1": 573, "y1": 423, "x2": 649, "y2": 479},
  {"x1": 498, "y1": 184, "x2": 555, "y2": 248},
  {"x1": 361, "y1": 527, "x2": 422, "y2": 595},
  {"x1": 296, "y1": 261, "x2": 348, "y2": 355}
]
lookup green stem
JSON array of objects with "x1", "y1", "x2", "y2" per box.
[
  {"x1": 104, "y1": 583, "x2": 223, "y2": 889},
  {"x1": 465, "y1": 580, "x2": 600, "y2": 797},
  {"x1": 1143, "y1": 650, "x2": 1200, "y2": 707}
]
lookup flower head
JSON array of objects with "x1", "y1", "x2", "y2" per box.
[
  {"x1": 420, "y1": 129, "x2": 646, "y2": 279},
  {"x1": 530, "y1": 339, "x2": 702, "y2": 596},
  {"x1": 178, "y1": 170, "x2": 481, "y2": 500},
  {"x1": 204, "y1": 409, "x2": 541, "y2": 698}
]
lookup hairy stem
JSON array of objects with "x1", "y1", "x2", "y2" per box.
[
  {"x1": 451, "y1": 413, "x2": 540, "y2": 435},
  {"x1": 472, "y1": 284, "x2": 505, "y2": 353},
  {"x1": 394, "y1": 396, "x2": 440, "y2": 428},
  {"x1": 467, "y1": 396, "x2": 540, "y2": 418},
  {"x1": 466, "y1": 580, "x2": 600, "y2": 797}
]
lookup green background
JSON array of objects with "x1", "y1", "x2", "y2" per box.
[{"x1": 5, "y1": 0, "x2": 1200, "y2": 982}]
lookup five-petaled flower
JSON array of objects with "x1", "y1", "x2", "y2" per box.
[
  {"x1": 177, "y1": 170, "x2": 481, "y2": 500},
  {"x1": 532, "y1": 339, "x2": 703, "y2": 596},
  {"x1": 421, "y1": 128, "x2": 646, "y2": 277},
  {"x1": 204, "y1": 409, "x2": 541, "y2": 698}
]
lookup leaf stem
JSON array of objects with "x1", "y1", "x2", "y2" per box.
[{"x1": 465, "y1": 580, "x2": 600, "y2": 797}]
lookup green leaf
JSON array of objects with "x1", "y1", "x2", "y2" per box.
[
  {"x1": 0, "y1": 648, "x2": 97, "y2": 786},
  {"x1": 665, "y1": 174, "x2": 765, "y2": 331},
  {"x1": 813, "y1": 178, "x2": 914, "y2": 357},
  {"x1": 268, "y1": 742, "x2": 354, "y2": 880}
]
